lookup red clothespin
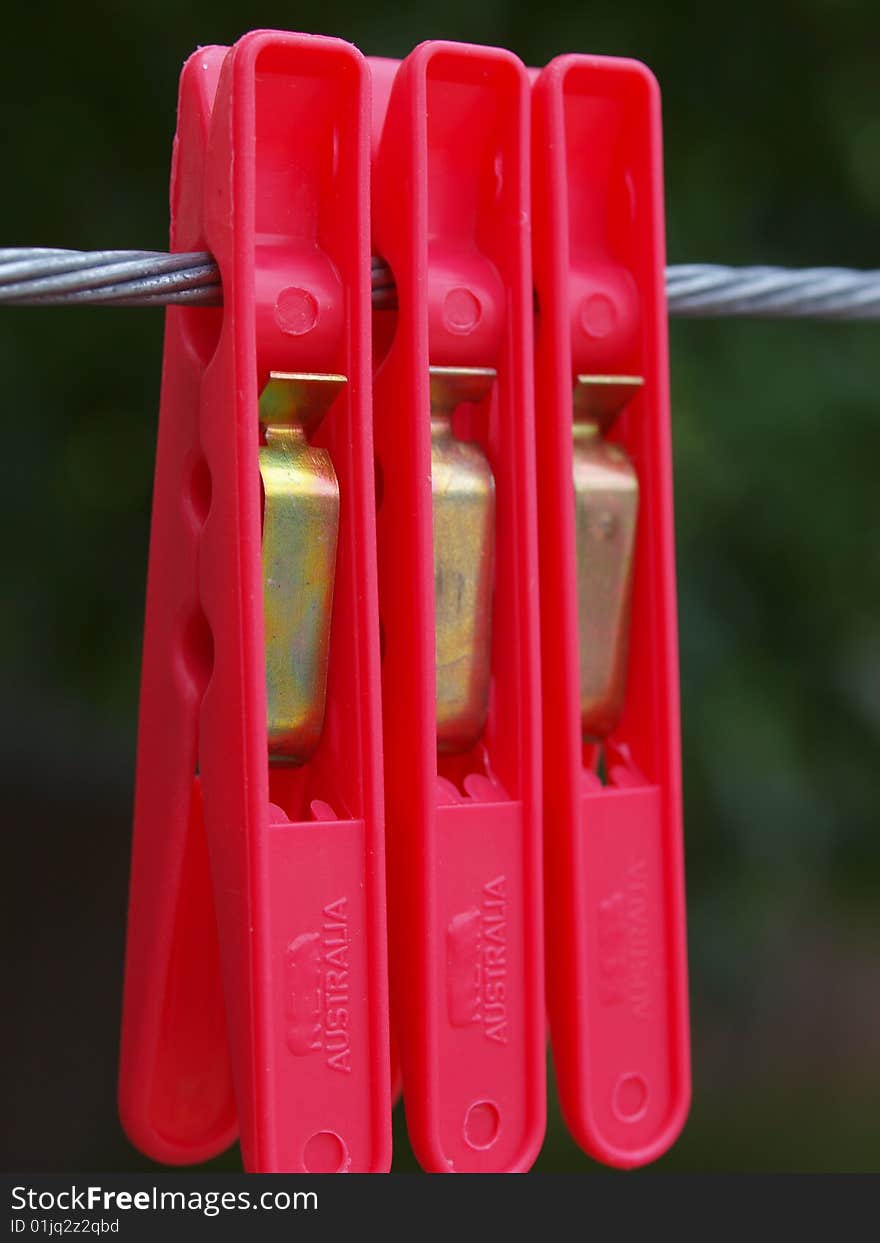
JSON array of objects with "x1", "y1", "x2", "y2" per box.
[
  {"x1": 369, "y1": 42, "x2": 546, "y2": 1172},
  {"x1": 531, "y1": 55, "x2": 690, "y2": 1167},
  {"x1": 118, "y1": 31, "x2": 391, "y2": 1173}
]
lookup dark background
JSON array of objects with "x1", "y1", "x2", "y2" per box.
[{"x1": 2, "y1": 0, "x2": 879, "y2": 1172}]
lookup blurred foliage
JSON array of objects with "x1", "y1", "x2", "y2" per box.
[{"x1": 1, "y1": 0, "x2": 879, "y2": 1172}]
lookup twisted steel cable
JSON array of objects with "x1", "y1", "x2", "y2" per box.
[
  {"x1": 665, "y1": 264, "x2": 880, "y2": 320},
  {"x1": 2, "y1": 248, "x2": 880, "y2": 320},
  {"x1": 0, "y1": 248, "x2": 220, "y2": 306}
]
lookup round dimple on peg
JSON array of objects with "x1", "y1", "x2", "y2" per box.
[
  {"x1": 580, "y1": 292, "x2": 617, "y2": 339},
  {"x1": 255, "y1": 246, "x2": 343, "y2": 376},
  {"x1": 613, "y1": 1073, "x2": 649, "y2": 1122},
  {"x1": 569, "y1": 262, "x2": 641, "y2": 374},
  {"x1": 463, "y1": 1100, "x2": 501, "y2": 1150},
  {"x1": 426, "y1": 245, "x2": 505, "y2": 367},
  {"x1": 443, "y1": 287, "x2": 482, "y2": 335},
  {"x1": 302, "y1": 1129, "x2": 348, "y2": 1173},
  {"x1": 275, "y1": 286, "x2": 319, "y2": 336}
]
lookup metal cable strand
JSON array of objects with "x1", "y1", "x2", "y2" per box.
[
  {"x1": 2, "y1": 249, "x2": 880, "y2": 319},
  {"x1": 0, "y1": 249, "x2": 221, "y2": 306},
  {"x1": 665, "y1": 264, "x2": 880, "y2": 320}
]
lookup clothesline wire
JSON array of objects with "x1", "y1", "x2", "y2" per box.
[{"x1": 1, "y1": 248, "x2": 879, "y2": 320}]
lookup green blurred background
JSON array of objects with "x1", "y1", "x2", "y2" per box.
[{"x1": 2, "y1": 0, "x2": 879, "y2": 1172}]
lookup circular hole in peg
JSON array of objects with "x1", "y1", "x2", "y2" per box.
[
  {"x1": 302, "y1": 1130, "x2": 348, "y2": 1173},
  {"x1": 374, "y1": 457, "x2": 384, "y2": 512}
]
